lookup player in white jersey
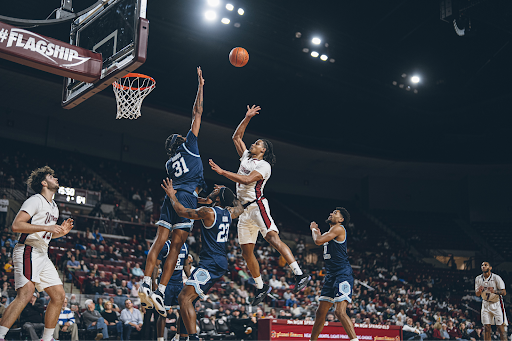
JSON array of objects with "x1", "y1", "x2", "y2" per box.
[
  {"x1": 475, "y1": 261, "x2": 508, "y2": 341},
  {"x1": 0, "y1": 166, "x2": 74, "y2": 341},
  {"x1": 209, "y1": 105, "x2": 310, "y2": 306}
]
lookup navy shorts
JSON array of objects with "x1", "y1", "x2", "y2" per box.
[
  {"x1": 185, "y1": 259, "x2": 226, "y2": 299},
  {"x1": 164, "y1": 282, "x2": 183, "y2": 310},
  {"x1": 157, "y1": 190, "x2": 198, "y2": 231},
  {"x1": 320, "y1": 273, "x2": 354, "y2": 304}
]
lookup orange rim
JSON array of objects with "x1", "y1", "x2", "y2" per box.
[{"x1": 113, "y1": 73, "x2": 156, "y2": 91}]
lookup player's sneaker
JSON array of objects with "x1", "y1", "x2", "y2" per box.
[
  {"x1": 150, "y1": 289, "x2": 167, "y2": 317},
  {"x1": 251, "y1": 284, "x2": 272, "y2": 306},
  {"x1": 138, "y1": 282, "x2": 154, "y2": 309},
  {"x1": 293, "y1": 273, "x2": 311, "y2": 293}
]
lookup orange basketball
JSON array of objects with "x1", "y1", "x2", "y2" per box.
[{"x1": 229, "y1": 47, "x2": 249, "y2": 67}]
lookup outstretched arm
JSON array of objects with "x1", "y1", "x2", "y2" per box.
[
  {"x1": 232, "y1": 105, "x2": 260, "y2": 157},
  {"x1": 12, "y1": 210, "x2": 67, "y2": 235},
  {"x1": 310, "y1": 222, "x2": 344, "y2": 246},
  {"x1": 191, "y1": 67, "x2": 205, "y2": 137},
  {"x1": 161, "y1": 178, "x2": 215, "y2": 225},
  {"x1": 209, "y1": 159, "x2": 263, "y2": 185},
  {"x1": 227, "y1": 198, "x2": 244, "y2": 219}
]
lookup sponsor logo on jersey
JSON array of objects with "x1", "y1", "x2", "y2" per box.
[
  {"x1": 239, "y1": 165, "x2": 250, "y2": 175},
  {"x1": 45, "y1": 212, "x2": 58, "y2": 224}
]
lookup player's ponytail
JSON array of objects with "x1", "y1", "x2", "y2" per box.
[{"x1": 261, "y1": 139, "x2": 276, "y2": 166}]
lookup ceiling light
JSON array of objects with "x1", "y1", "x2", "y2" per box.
[
  {"x1": 392, "y1": 81, "x2": 398, "y2": 86},
  {"x1": 226, "y1": 3, "x2": 234, "y2": 11},
  {"x1": 311, "y1": 51, "x2": 319, "y2": 58},
  {"x1": 221, "y1": 18, "x2": 230, "y2": 24},
  {"x1": 234, "y1": 22, "x2": 241, "y2": 28},
  {"x1": 302, "y1": 48, "x2": 309, "y2": 53},
  {"x1": 411, "y1": 75, "x2": 420, "y2": 83},
  {"x1": 238, "y1": 8, "x2": 244, "y2": 15},
  {"x1": 204, "y1": 10, "x2": 217, "y2": 21},
  {"x1": 320, "y1": 54, "x2": 328, "y2": 61},
  {"x1": 207, "y1": 0, "x2": 220, "y2": 7},
  {"x1": 329, "y1": 58, "x2": 335, "y2": 63},
  {"x1": 295, "y1": 32, "x2": 302, "y2": 38},
  {"x1": 312, "y1": 37, "x2": 321, "y2": 45}
]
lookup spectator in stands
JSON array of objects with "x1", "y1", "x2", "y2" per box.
[
  {"x1": 447, "y1": 320, "x2": 462, "y2": 339},
  {"x1": 91, "y1": 279, "x2": 105, "y2": 296},
  {"x1": 105, "y1": 246, "x2": 116, "y2": 261},
  {"x1": 93, "y1": 228, "x2": 104, "y2": 243},
  {"x1": 130, "y1": 283, "x2": 140, "y2": 298},
  {"x1": 66, "y1": 255, "x2": 80, "y2": 281},
  {"x1": 144, "y1": 196, "x2": 153, "y2": 222},
  {"x1": 86, "y1": 244, "x2": 98, "y2": 259},
  {"x1": 120, "y1": 280, "x2": 130, "y2": 294},
  {"x1": 459, "y1": 323, "x2": 471, "y2": 340},
  {"x1": 295, "y1": 239, "x2": 305, "y2": 255},
  {"x1": 95, "y1": 297, "x2": 105, "y2": 313},
  {"x1": 0, "y1": 295, "x2": 7, "y2": 318},
  {"x1": 403, "y1": 318, "x2": 422, "y2": 340},
  {"x1": 120, "y1": 299, "x2": 143, "y2": 340},
  {"x1": 83, "y1": 299, "x2": 109, "y2": 340},
  {"x1": 286, "y1": 294, "x2": 299, "y2": 307},
  {"x1": 60, "y1": 206, "x2": 72, "y2": 220},
  {"x1": 441, "y1": 323, "x2": 450, "y2": 339},
  {"x1": 20, "y1": 293, "x2": 45, "y2": 341},
  {"x1": 126, "y1": 277, "x2": 136, "y2": 291},
  {"x1": 269, "y1": 275, "x2": 280, "y2": 289},
  {"x1": 238, "y1": 265, "x2": 250, "y2": 285},
  {"x1": 237, "y1": 285, "x2": 248, "y2": 300},
  {"x1": 469, "y1": 325, "x2": 483, "y2": 341},
  {"x1": 109, "y1": 297, "x2": 121, "y2": 313},
  {"x1": 114, "y1": 288, "x2": 127, "y2": 308},
  {"x1": 101, "y1": 300, "x2": 123, "y2": 340},
  {"x1": 3, "y1": 258, "x2": 12, "y2": 273},
  {"x1": 279, "y1": 276, "x2": 290, "y2": 289},
  {"x1": 122, "y1": 261, "x2": 132, "y2": 276},
  {"x1": 86, "y1": 227, "x2": 94, "y2": 240},
  {"x1": 98, "y1": 245, "x2": 106, "y2": 260},
  {"x1": 53, "y1": 297, "x2": 78, "y2": 341}
]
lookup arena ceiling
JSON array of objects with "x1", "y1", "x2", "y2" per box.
[{"x1": 1, "y1": 0, "x2": 512, "y2": 164}]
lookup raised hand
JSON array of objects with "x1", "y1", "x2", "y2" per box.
[
  {"x1": 310, "y1": 221, "x2": 319, "y2": 232},
  {"x1": 47, "y1": 224, "x2": 65, "y2": 235},
  {"x1": 209, "y1": 159, "x2": 225, "y2": 175},
  {"x1": 197, "y1": 66, "x2": 205, "y2": 86},
  {"x1": 61, "y1": 218, "x2": 74, "y2": 232},
  {"x1": 161, "y1": 178, "x2": 177, "y2": 197},
  {"x1": 245, "y1": 105, "x2": 261, "y2": 118}
]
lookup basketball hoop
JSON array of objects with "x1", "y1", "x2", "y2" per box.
[{"x1": 112, "y1": 73, "x2": 156, "y2": 119}]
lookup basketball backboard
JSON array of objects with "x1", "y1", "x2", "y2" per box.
[{"x1": 61, "y1": 0, "x2": 148, "y2": 109}]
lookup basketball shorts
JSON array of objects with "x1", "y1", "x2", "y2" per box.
[
  {"x1": 164, "y1": 282, "x2": 183, "y2": 310},
  {"x1": 157, "y1": 190, "x2": 198, "y2": 232},
  {"x1": 13, "y1": 244, "x2": 62, "y2": 292},
  {"x1": 185, "y1": 259, "x2": 226, "y2": 299},
  {"x1": 481, "y1": 299, "x2": 508, "y2": 326},
  {"x1": 320, "y1": 272, "x2": 354, "y2": 304},
  {"x1": 238, "y1": 198, "x2": 279, "y2": 244}
]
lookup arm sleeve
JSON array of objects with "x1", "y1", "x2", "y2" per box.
[
  {"x1": 184, "y1": 130, "x2": 199, "y2": 155},
  {"x1": 254, "y1": 161, "x2": 271, "y2": 180},
  {"x1": 120, "y1": 310, "x2": 129, "y2": 324},
  {"x1": 20, "y1": 196, "x2": 41, "y2": 217},
  {"x1": 239, "y1": 149, "x2": 249, "y2": 161}
]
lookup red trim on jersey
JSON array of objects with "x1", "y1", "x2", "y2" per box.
[
  {"x1": 257, "y1": 200, "x2": 272, "y2": 228},
  {"x1": 23, "y1": 245, "x2": 33, "y2": 280},
  {"x1": 255, "y1": 179, "x2": 263, "y2": 199},
  {"x1": 19, "y1": 233, "x2": 28, "y2": 244}
]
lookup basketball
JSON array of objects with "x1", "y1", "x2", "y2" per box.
[{"x1": 229, "y1": 47, "x2": 249, "y2": 67}]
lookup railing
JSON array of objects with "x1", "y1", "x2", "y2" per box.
[{"x1": 71, "y1": 214, "x2": 157, "y2": 239}]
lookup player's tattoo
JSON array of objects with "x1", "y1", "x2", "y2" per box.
[
  {"x1": 200, "y1": 100, "x2": 203, "y2": 108},
  {"x1": 183, "y1": 206, "x2": 211, "y2": 219},
  {"x1": 227, "y1": 198, "x2": 244, "y2": 219}
]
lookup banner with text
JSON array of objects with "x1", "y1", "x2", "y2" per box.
[{"x1": 258, "y1": 319, "x2": 402, "y2": 341}]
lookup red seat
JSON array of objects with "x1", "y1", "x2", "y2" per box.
[{"x1": 104, "y1": 288, "x2": 114, "y2": 294}]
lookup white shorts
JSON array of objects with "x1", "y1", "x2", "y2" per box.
[
  {"x1": 481, "y1": 299, "x2": 508, "y2": 326},
  {"x1": 238, "y1": 198, "x2": 279, "y2": 244},
  {"x1": 13, "y1": 244, "x2": 62, "y2": 292}
]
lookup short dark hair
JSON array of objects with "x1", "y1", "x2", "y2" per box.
[
  {"x1": 336, "y1": 207, "x2": 350, "y2": 226},
  {"x1": 219, "y1": 187, "x2": 236, "y2": 207},
  {"x1": 27, "y1": 166, "x2": 55, "y2": 193}
]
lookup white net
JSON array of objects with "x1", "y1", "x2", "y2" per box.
[{"x1": 112, "y1": 74, "x2": 156, "y2": 119}]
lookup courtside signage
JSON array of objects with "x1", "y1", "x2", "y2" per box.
[{"x1": 0, "y1": 21, "x2": 102, "y2": 82}]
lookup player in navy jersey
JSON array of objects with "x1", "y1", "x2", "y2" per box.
[
  {"x1": 154, "y1": 241, "x2": 192, "y2": 341},
  {"x1": 309, "y1": 207, "x2": 359, "y2": 341},
  {"x1": 160, "y1": 178, "x2": 244, "y2": 341},
  {"x1": 140, "y1": 67, "x2": 207, "y2": 316}
]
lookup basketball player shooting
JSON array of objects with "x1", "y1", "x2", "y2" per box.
[
  {"x1": 475, "y1": 261, "x2": 508, "y2": 341},
  {"x1": 309, "y1": 208, "x2": 358, "y2": 341},
  {"x1": 0, "y1": 166, "x2": 74, "y2": 341},
  {"x1": 139, "y1": 67, "x2": 207, "y2": 317},
  {"x1": 209, "y1": 105, "x2": 310, "y2": 306}
]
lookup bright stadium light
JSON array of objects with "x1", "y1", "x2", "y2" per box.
[
  {"x1": 411, "y1": 75, "x2": 420, "y2": 83},
  {"x1": 221, "y1": 17, "x2": 230, "y2": 24},
  {"x1": 204, "y1": 10, "x2": 217, "y2": 21},
  {"x1": 311, "y1": 51, "x2": 319, "y2": 58},
  {"x1": 238, "y1": 8, "x2": 244, "y2": 15},
  {"x1": 312, "y1": 37, "x2": 321, "y2": 45},
  {"x1": 207, "y1": 0, "x2": 220, "y2": 6},
  {"x1": 320, "y1": 54, "x2": 328, "y2": 61},
  {"x1": 226, "y1": 3, "x2": 234, "y2": 11}
]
